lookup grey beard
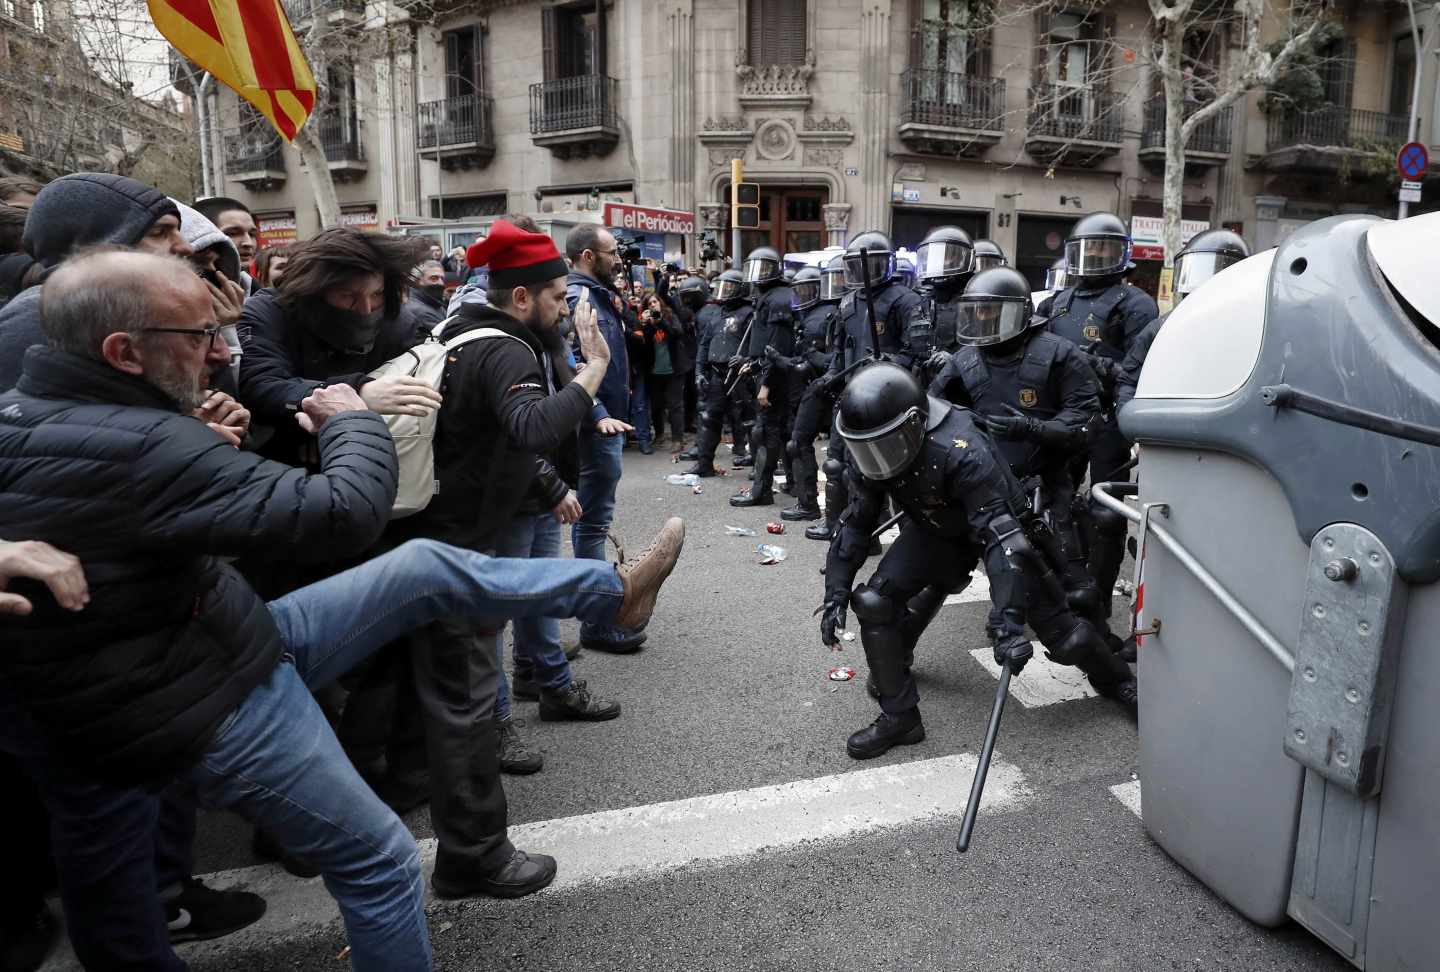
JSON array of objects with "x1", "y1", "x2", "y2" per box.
[{"x1": 148, "y1": 360, "x2": 208, "y2": 412}]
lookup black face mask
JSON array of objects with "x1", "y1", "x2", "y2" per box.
[
  {"x1": 419, "y1": 283, "x2": 445, "y2": 304},
  {"x1": 309, "y1": 301, "x2": 385, "y2": 354}
]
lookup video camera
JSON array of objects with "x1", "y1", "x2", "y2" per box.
[
  {"x1": 700, "y1": 232, "x2": 723, "y2": 263},
  {"x1": 613, "y1": 234, "x2": 644, "y2": 264}
]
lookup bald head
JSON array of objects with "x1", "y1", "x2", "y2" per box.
[{"x1": 42, "y1": 249, "x2": 206, "y2": 358}]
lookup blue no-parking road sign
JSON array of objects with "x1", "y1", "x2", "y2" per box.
[{"x1": 1398, "y1": 142, "x2": 1429, "y2": 181}]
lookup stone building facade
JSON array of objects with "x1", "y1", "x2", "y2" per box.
[{"x1": 209, "y1": 0, "x2": 1438, "y2": 291}]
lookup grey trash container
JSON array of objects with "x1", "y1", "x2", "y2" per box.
[{"x1": 1114, "y1": 213, "x2": 1440, "y2": 971}]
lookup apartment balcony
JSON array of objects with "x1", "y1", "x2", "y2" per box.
[
  {"x1": 1139, "y1": 97, "x2": 1233, "y2": 172},
  {"x1": 282, "y1": 0, "x2": 363, "y2": 26},
  {"x1": 317, "y1": 116, "x2": 367, "y2": 180},
  {"x1": 1025, "y1": 83, "x2": 1123, "y2": 167},
  {"x1": 223, "y1": 134, "x2": 286, "y2": 190},
  {"x1": 1258, "y1": 106, "x2": 1409, "y2": 173},
  {"x1": 897, "y1": 69, "x2": 1006, "y2": 158},
  {"x1": 529, "y1": 75, "x2": 619, "y2": 159},
  {"x1": 417, "y1": 94, "x2": 495, "y2": 169}
]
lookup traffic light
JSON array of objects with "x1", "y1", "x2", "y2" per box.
[{"x1": 732, "y1": 182, "x2": 760, "y2": 229}]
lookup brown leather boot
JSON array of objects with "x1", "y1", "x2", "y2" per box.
[{"x1": 613, "y1": 517, "x2": 685, "y2": 629}]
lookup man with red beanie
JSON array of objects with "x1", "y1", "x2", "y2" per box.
[{"x1": 390, "y1": 221, "x2": 680, "y2": 898}]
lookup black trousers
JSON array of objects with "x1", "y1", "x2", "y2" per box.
[
  {"x1": 1070, "y1": 415, "x2": 1133, "y2": 617},
  {"x1": 693, "y1": 365, "x2": 754, "y2": 464},
  {"x1": 647, "y1": 372, "x2": 686, "y2": 441},
  {"x1": 746, "y1": 373, "x2": 791, "y2": 498}
]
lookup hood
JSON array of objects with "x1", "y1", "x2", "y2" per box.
[
  {"x1": 174, "y1": 199, "x2": 240, "y2": 282},
  {"x1": 447, "y1": 279, "x2": 489, "y2": 315},
  {"x1": 0, "y1": 252, "x2": 38, "y2": 300},
  {"x1": 22, "y1": 173, "x2": 178, "y2": 268}
]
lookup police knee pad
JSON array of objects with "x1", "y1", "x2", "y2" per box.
[
  {"x1": 786, "y1": 439, "x2": 801, "y2": 459},
  {"x1": 1065, "y1": 583, "x2": 1101, "y2": 618},
  {"x1": 850, "y1": 584, "x2": 898, "y2": 625},
  {"x1": 1045, "y1": 619, "x2": 1102, "y2": 667},
  {"x1": 822, "y1": 458, "x2": 846, "y2": 480},
  {"x1": 1088, "y1": 496, "x2": 1129, "y2": 538}
]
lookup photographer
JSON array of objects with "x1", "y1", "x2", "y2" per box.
[
  {"x1": 654, "y1": 266, "x2": 698, "y2": 446},
  {"x1": 643, "y1": 293, "x2": 689, "y2": 450}
]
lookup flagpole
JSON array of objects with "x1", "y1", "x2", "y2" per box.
[{"x1": 196, "y1": 72, "x2": 214, "y2": 198}]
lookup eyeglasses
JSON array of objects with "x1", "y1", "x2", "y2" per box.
[
  {"x1": 592, "y1": 247, "x2": 618, "y2": 257},
  {"x1": 140, "y1": 325, "x2": 223, "y2": 349}
]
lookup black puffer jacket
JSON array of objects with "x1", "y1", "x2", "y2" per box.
[
  {"x1": 238, "y1": 289, "x2": 420, "y2": 464},
  {"x1": 0, "y1": 347, "x2": 399, "y2": 783}
]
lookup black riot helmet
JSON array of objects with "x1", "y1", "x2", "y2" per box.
[
  {"x1": 836, "y1": 362, "x2": 943, "y2": 481},
  {"x1": 842, "y1": 231, "x2": 897, "y2": 290},
  {"x1": 713, "y1": 269, "x2": 746, "y2": 305},
  {"x1": 790, "y1": 266, "x2": 822, "y2": 311},
  {"x1": 1044, "y1": 257, "x2": 1070, "y2": 292},
  {"x1": 915, "y1": 225, "x2": 975, "y2": 285},
  {"x1": 1065, "y1": 212, "x2": 1131, "y2": 281},
  {"x1": 742, "y1": 245, "x2": 783, "y2": 287},
  {"x1": 820, "y1": 254, "x2": 846, "y2": 301},
  {"x1": 782, "y1": 266, "x2": 797, "y2": 284},
  {"x1": 955, "y1": 268, "x2": 1036, "y2": 348},
  {"x1": 1174, "y1": 229, "x2": 1250, "y2": 305},
  {"x1": 973, "y1": 239, "x2": 1008, "y2": 272},
  {"x1": 895, "y1": 255, "x2": 917, "y2": 289},
  {"x1": 676, "y1": 274, "x2": 710, "y2": 310}
]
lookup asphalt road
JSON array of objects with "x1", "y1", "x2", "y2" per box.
[{"x1": 62, "y1": 443, "x2": 1353, "y2": 971}]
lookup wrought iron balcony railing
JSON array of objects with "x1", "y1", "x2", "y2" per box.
[
  {"x1": 529, "y1": 74, "x2": 619, "y2": 135},
  {"x1": 1140, "y1": 96, "x2": 1233, "y2": 155},
  {"x1": 417, "y1": 94, "x2": 495, "y2": 150},
  {"x1": 1026, "y1": 83, "x2": 1123, "y2": 144},
  {"x1": 900, "y1": 69, "x2": 1006, "y2": 131},
  {"x1": 1265, "y1": 105, "x2": 1408, "y2": 152},
  {"x1": 223, "y1": 133, "x2": 285, "y2": 174}
]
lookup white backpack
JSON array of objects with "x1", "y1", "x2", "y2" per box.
[{"x1": 368, "y1": 316, "x2": 538, "y2": 517}]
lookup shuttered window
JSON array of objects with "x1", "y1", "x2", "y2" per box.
[{"x1": 748, "y1": 0, "x2": 806, "y2": 66}]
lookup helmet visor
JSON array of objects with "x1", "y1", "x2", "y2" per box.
[
  {"x1": 1065, "y1": 237, "x2": 1130, "y2": 278},
  {"x1": 839, "y1": 406, "x2": 925, "y2": 481},
  {"x1": 955, "y1": 299, "x2": 1031, "y2": 347},
  {"x1": 790, "y1": 280, "x2": 820, "y2": 310},
  {"x1": 1174, "y1": 250, "x2": 1242, "y2": 300},
  {"x1": 974, "y1": 253, "x2": 1006, "y2": 272},
  {"x1": 843, "y1": 250, "x2": 894, "y2": 288},
  {"x1": 742, "y1": 257, "x2": 779, "y2": 284},
  {"x1": 1044, "y1": 265, "x2": 1070, "y2": 291},
  {"x1": 714, "y1": 277, "x2": 743, "y2": 301},
  {"x1": 916, "y1": 240, "x2": 974, "y2": 281},
  {"x1": 819, "y1": 268, "x2": 845, "y2": 301}
]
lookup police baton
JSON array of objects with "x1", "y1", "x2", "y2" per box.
[
  {"x1": 957, "y1": 663, "x2": 1012, "y2": 853},
  {"x1": 869, "y1": 509, "x2": 903, "y2": 540},
  {"x1": 856, "y1": 247, "x2": 884, "y2": 359},
  {"x1": 722, "y1": 316, "x2": 757, "y2": 397}
]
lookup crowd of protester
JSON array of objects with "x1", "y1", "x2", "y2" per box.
[{"x1": 0, "y1": 172, "x2": 690, "y2": 972}]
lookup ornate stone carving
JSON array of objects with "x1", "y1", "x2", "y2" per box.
[
  {"x1": 822, "y1": 203, "x2": 852, "y2": 232},
  {"x1": 702, "y1": 116, "x2": 750, "y2": 133},
  {"x1": 736, "y1": 62, "x2": 813, "y2": 98},
  {"x1": 755, "y1": 119, "x2": 796, "y2": 161},
  {"x1": 802, "y1": 147, "x2": 843, "y2": 170},
  {"x1": 708, "y1": 148, "x2": 744, "y2": 169},
  {"x1": 698, "y1": 203, "x2": 728, "y2": 231},
  {"x1": 803, "y1": 114, "x2": 851, "y2": 132}
]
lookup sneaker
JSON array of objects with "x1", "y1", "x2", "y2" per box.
[
  {"x1": 251, "y1": 828, "x2": 320, "y2": 879},
  {"x1": 497, "y1": 717, "x2": 544, "y2": 775},
  {"x1": 539, "y1": 680, "x2": 621, "y2": 721},
  {"x1": 432, "y1": 848, "x2": 557, "y2": 900},
  {"x1": 0, "y1": 903, "x2": 57, "y2": 972},
  {"x1": 165, "y1": 878, "x2": 267, "y2": 944},
  {"x1": 581, "y1": 630, "x2": 648, "y2": 654},
  {"x1": 638, "y1": 441, "x2": 655, "y2": 455},
  {"x1": 613, "y1": 517, "x2": 686, "y2": 629}
]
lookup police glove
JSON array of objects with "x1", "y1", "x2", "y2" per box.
[
  {"x1": 1082, "y1": 350, "x2": 1118, "y2": 385},
  {"x1": 818, "y1": 595, "x2": 849, "y2": 648},
  {"x1": 925, "y1": 349, "x2": 952, "y2": 375},
  {"x1": 982, "y1": 412, "x2": 1039, "y2": 441},
  {"x1": 993, "y1": 632, "x2": 1033, "y2": 675},
  {"x1": 696, "y1": 373, "x2": 709, "y2": 395}
]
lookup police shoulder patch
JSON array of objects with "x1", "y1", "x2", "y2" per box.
[
  {"x1": 952, "y1": 437, "x2": 968, "y2": 449},
  {"x1": 1018, "y1": 388, "x2": 1038, "y2": 408},
  {"x1": 1082, "y1": 323, "x2": 1101, "y2": 342}
]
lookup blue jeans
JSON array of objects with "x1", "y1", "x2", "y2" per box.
[
  {"x1": 186, "y1": 540, "x2": 625, "y2": 972},
  {"x1": 493, "y1": 513, "x2": 572, "y2": 721},
  {"x1": 630, "y1": 374, "x2": 652, "y2": 447},
  {"x1": 574, "y1": 430, "x2": 631, "y2": 645}
]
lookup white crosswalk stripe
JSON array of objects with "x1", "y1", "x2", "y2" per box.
[
  {"x1": 1110, "y1": 779, "x2": 1143, "y2": 819},
  {"x1": 967, "y1": 648, "x2": 1100, "y2": 707}
]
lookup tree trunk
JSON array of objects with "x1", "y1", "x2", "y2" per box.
[
  {"x1": 294, "y1": 122, "x2": 342, "y2": 228},
  {"x1": 1160, "y1": 15, "x2": 1187, "y2": 270}
]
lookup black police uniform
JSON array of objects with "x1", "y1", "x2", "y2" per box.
[
  {"x1": 1043, "y1": 279, "x2": 1157, "y2": 616},
  {"x1": 781, "y1": 297, "x2": 841, "y2": 516},
  {"x1": 830, "y1": 281, "x2": 928, "y2": 372},
  {"x1": 734, "y1": 282, "x2": 796, "y2": 502},
  {"x1": 929, "y1": 327, "x2": 1102, "y2": 619},
  {"x1": 1113, "y1": 312, "x2": 1164, "y2": 411},
  {"x1": 689, "y1": 299, "x2": 755, "y2": 470},
  {"x1": 823, "y1": 400, "x2": 1135, "y2": 733}
]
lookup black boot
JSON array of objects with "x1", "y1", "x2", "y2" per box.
[
  {"x1": 732, "y1": 454, "x2": 754, "y2": 468},
  {"x1": 677, "y1": 448, "x2": 700, "y2": 461},
  {"x1": 730, "y1": 447, "x2": 773, "y2": 506},
  {"x1": 846, "y1": 708, "x2": 924, "y2": 759},
  {"x1": 805, "y1": 517, "x2": 836, "y2": 541},
  {"x1": 684, "y1": 461, "x2": 718, "y2": 478},
  {"x1": 781, "y1": 501, "x2": 821, "y2": 521}
]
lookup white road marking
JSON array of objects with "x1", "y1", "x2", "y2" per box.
[
  {"x1": 41, "y1": 755, "x2": 1028, "y2": 968},
  {"x1": 1110, "y1": 779, "x2": 1142, "y2": 819},
  {"x1": 967, "y1": 648, "x2": 1100, "y2": 707},
  {"x1": 943, "y1": 571, "x2": 991, "y2": 606}
]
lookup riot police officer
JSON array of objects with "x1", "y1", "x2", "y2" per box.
[
  {"x1": 913, "y1": 224, "x2": 977, "y2": 358},
  {"x1": 791, "y1": 256, "x2": 851, "y2": 540},
  {"x1": 685, "y1": 270, "x2": 755, "y2": 476},
  {"x1": 675, "y1": 275, "x2": 717, "y2": 463},
  {"x1": 1044, "y1": 256, "x2": 1070, "y2": 293},
  {"x1": 818, "y1": 363, "x2": 1137, "y2": 758},
  {"x1": 1043, "y1": 212, "x2": 1159, "y2": 643},
  {"x1": 825, "y1": 231, "x2": 930, "y2": 374},
  {"x1": 973, "y1": 238, "x2": 1008, "y2": 272},
  {"x1": 770, "y1": 264, "x2": 842, "y2": 522},
  {"x1": 1114, "y1": 229, "x2": 1250, "y2": 411},
  {"x1": 731, "y1": 246, "x2": 797, "y2": 507},
  {"x1": 928, "y1": 267, "x2": 1103, "y2": 635}
]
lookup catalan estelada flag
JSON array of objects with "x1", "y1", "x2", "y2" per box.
[{"x1": 148, "y1": 0, "x2": 316, "y2": 140}]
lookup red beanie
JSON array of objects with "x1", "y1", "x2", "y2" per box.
[{"x1": 466, "y1": 220, "x2": 568, "y2": 291}]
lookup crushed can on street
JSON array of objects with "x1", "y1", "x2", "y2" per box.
[{"x1": 766, "y1": 522, "x2": 785, "y2": 535}]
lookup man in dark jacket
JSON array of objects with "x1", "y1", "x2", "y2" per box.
[
  {"x1": 238, "y1": 226, "x2": 438, "y2": 468},
  {"x1": 0, "y1": 249, "x2": 685, "y2": 969},
  {"x1": 393, "y1": 220, "x2": 647, "y2": 896},
  {"x1": 406, "y1": 259, "x2": 448, "y2": 335},
  {"x1": 0, "y1": 172, "x2": 196, "y2": 391},
  {"x1": 565, "y1": 224, "x2": 642, "y2": 653}
]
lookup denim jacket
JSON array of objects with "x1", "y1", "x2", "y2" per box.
[{"x1": 566, "y1": 270, "x2": 630, "y2": 425}]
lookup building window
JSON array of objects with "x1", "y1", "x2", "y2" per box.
[
  {"x1": 1390, "y1": 32, "x2": 1417, "y2": 118},
  {"x1": 0, "y1": 0, "x2": 13, "y2": 20},
  {"x1": 444, "y1": 25, "x2": 483, "y2": 99},
  {"x1": 747, "y1": 0, "x2": 806, "y2": 66},
  {"x1": 911, "y1": 0, "x2": 990, "y2": 76},
  {"x1": 1315, "y1": 37, "x2": 1356, "y2": 109},
  {"x1": 542, "y1": 1, "x2": 607, "y2": 81},
  {"x1": 429, "y1": 193, "x2": 507, "y2": 220},
  {"x1": 31, "y1": 0, "x2": 43, "y2": 31}
]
